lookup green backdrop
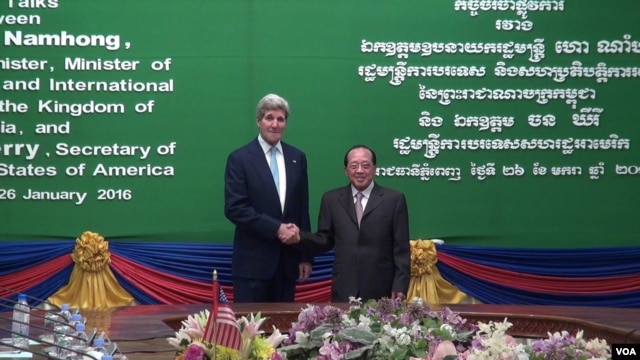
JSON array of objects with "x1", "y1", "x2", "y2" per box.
[{"x1": 1, "y1": 0, "x2": 639, "y2": 248}]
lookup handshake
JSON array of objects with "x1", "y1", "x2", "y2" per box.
[{"x1": 278, "y1": 223, "x2": 301, "y2": 245}]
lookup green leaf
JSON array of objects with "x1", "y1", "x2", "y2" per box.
[
  {"x1": 369, "y1": 322, "x2": 382, "y2": 333},
  {"x1": 277, "y1": 343, "x2": 309, "y2": 351},
  {"x1": 390, "y1": 347, "x2": 409, "y2": 360},
  {"x1": 277, "y1": 344, "x2": 319, "y2": 360},
  {"x1": 411, "y1": 338, "x2": 428, "y2": 350},
  {"x1": 409, "y1": 341, "x2": 428, "y2": 358},
  {"x1": 344, "y1": 345, "x2": 374, "y2": 359},
  {"x1": 454, "y1": 329, "x2": 476, "y2": 340},
  {"x1": 309, "y1": 323, "x2": 338, "y2": 342},
  {"x1": 340, "y1": 327, "x2": 378, "y2": 345}
]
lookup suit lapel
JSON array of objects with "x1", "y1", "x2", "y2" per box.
[
  {"x1": 282, "y1": 142, "x2": 306, "y2": 215},
  {"x1": 248, "y1": 139, "x2": 280, "y2": 201},
  {"x1": 338, "y1": 185, "x2": 358, "y2": 226},
  {"x1": 362, "y1": 184, "x2": 383, "y2": 221},
  {"x1": 283, "y1": 145, "x2": 294, "y2": 213}
]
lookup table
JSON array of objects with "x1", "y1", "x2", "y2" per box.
[{"x1": 2, "y1": 302, "x2": 639, "y2": 359}]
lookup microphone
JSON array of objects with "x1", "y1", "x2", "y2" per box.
[
  {"x1": 0, "y1": 294, "x2": 101, "y2": 356},
  {"x1": 0, "y1": 299, "x2": 98, "y2": 347},
  {"x1": 0, "y1": 333, "x2": 99, "y2": 360},
  {"x1": 0, "y1": 313, "x2": 99, "y2": 360},
  {"x1": 0, "y1": 286, "x2": 120, "y2": 358},
  {"x1": 0, "y1": 297, "x2": 75, "y2": 335},
  {"x1": 0, "y1": 305, "x2": 76, "y2": 342},
  {"x1": 0, "y1": 297, "x2": 67, "y2": 322}
]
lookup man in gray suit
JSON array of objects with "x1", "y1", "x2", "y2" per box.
[{"x1": 283, "y1": 145, "x2": 410, "y2": 302}]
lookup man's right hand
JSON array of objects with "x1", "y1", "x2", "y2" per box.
[{"x1": 278, "y1": 223, "x2": 300, "y2": 244}]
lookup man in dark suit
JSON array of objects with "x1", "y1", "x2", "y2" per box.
[
  {"x1": 284, "y1": 145, "x2": 410, "y2": 302},
  {"x1": 224, "y1": 93, "x2": 312, "y2": 303}
]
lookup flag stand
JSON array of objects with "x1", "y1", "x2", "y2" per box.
[
  {"x1": 203, "y1": 269, "x2": 243, "y2": 355},
  {"x1": 212, "y1": 270, "x2": 218, "y2": 360}
]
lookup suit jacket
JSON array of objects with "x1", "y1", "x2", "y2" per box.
[
  {"x1": 224, "y1": 138, "x2": 311, "y2": 281},
  {"x1": 301, "y1": 183, "x2": 410, "y2": 302}
]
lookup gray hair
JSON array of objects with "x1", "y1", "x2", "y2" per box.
[{"x1": 256, "y1": 93, "x2": 290, "y2": 120}]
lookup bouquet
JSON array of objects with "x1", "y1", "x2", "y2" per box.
[
  {"x1": 463, "y1": 318, "x2": 611, "y2": 360},
  {"x1": 167, "y1": 310, "x2": 287, "y2": 360},
  {"x1": 277, "y1": 297, "x2": 612, "y2": 360},
  {"x1": 278, "y1": 297, "x2": 475, "y2": 359}
]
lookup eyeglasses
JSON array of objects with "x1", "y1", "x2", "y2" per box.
[{"x1": 347, "y1": 163, "x2": 373, "y2": 171}]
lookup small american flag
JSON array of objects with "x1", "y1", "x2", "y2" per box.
[{"x1": 202, "y1": 280, "x2": 243, "y2": 350}]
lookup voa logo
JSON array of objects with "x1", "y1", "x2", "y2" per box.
[{"x1": 612, "y1": 344, "x2": 639, "y2": 359}]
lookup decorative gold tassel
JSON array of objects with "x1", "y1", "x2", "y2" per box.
[
  {"x1": 407, "y1": 239, "x2": 467, "y2": 304},
  {"x1": 48, "y1": 231, "x2": 134, "y2": 309}
]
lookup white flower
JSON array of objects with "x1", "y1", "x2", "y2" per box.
[
  {"x1": 321, "y1": 331, "x2": 333, "y2": 343},
  {"x1": 342, "y1": 314, "x2": 357, "y2": 327},
  {"x1": 356, "y1": 314, "x2": 371, "y2": 329},
  {"x1": 294, "y1": 330, "x2": 309, "y2": 344},
  {"x1": 396, "y1": 332, "x2": 412, "y2": 346},
  {"x1": 166, "y1": 309, "x2": 208, "y2": 351},
  {"x1": 585, "y1": 337, "x2": 611, "y2": 358},
  {"x1": 548, "y1": 330, "x2": 571, "y2": 340},
  {"x1": 411, "y1": 296, "x2": 424, "y2": 305},
  {"x1": 266, "y1": 326, "x2": 288, "y2": 348},
  {"x1": 440, "y1": 323, "x2": 453, "y2": 333},
  {"x1": 494, "y1": 318, "x2": 512, "y2": 332},
  {"x1": 238, "y1": 313, "x2": 267, "y2": 339},
  {"x1": 476, "y1": 321, "x2": 494, "y2": 334},
  {"x1": 382, "y1": 323, "x2": 397, "y2": 336},
  {"x1": 167, "y1": 331, "x2": 190, "y2": 349},
  {"x1": 466, "y1": 320, "x2": 531, "y2": 360}
]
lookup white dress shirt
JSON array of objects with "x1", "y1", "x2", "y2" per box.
[
  {"x1": 351, "y1": 182, "x2": 374, "y2": 211},
  {"x1": 258, "y1": 136, "x2": 286, "y2": 211}
]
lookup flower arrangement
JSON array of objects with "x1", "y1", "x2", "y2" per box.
[
  {"x1": 463, "y1": 319, "x2": 611, "y2": 360},
  {"x1": 167, "y1": 310, "x2": 287, "y2": 360},
  {"x1": 278, "y1": 297, "x2": 475, "y2": 359},
  {"x1": 277, "y1": 297, "x2": 612, "y2": 360}
]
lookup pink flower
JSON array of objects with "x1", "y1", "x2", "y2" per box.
[
  {"x1": 183, "y1": 343, "x2": 208, "y2": 360},
  {"x1": 504, "y1": 335, "x2": 517, "y2": 346},
  {"x1": 270, "y1": 353, "x2": 284, "y2": 360},
  {"x1": 432, "y1": 340, "x2": 458, "y2": 360},
  {"x1": 238, "y1": 313, "x2": 267, "y2": 339}
]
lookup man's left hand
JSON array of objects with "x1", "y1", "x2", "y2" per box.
[{"x1": 299, "y1": 262, "x2": 311, "y2": 282}]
